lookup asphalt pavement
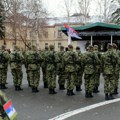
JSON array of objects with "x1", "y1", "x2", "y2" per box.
[{"x1": 2, "y1": 66, "x2": 120, "y2": 120}]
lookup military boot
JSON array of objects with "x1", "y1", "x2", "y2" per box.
[
  {"x1": 109, "y1": 93, "x2": 114, "y2": 100},
  {"x1": 49, "y1": 88, "x2": 53, "y2": 94},
  {"x1": 44, "y1": 82, "x2": 48, "y2": 88},
  {"x1": 1, "y1": 84, "x2": 8, "y2": 89},
  {"x1": 105, "y1": 93, "x2": 109, "y2": 100},
  {"x1": 114, "y1": 88, "x2": 118, "y2": 95},
  {"x1": 15, "y1": 86, "x2": 18, "y2": 91},
  {"x1": 52, "y1": 88, "x2": 57, "y2": 94},
  {"x1": 85, "y1": 91, "x2": 89, "y2": 98},
  {"x1": 34, "y1": 87, "x2": 39, "y2": 93},
  {"x1": 32, "y1": 87, "x2": 35, "y2": 93},
  {"x1": 71, "y1": 90, "x2": 75, "y2": 96},
  {"x1": 76, "y1": 85, "x2": 82, "y2": 91},
  {"x1": 0, "y1": 84, "x2": 2, "y2": 89},
  {"x1": 17, "y1": 86, "x2": 23, "y2": 91},
  {"x1": 59, "y1": 85, "x2": 65, "y2": 90},
  {"x1": 89, "y1": 92, "x2": 93, "y2": 98},
  {"x1": 67, "y1": 89, "x2": 70, "y2": 96}
]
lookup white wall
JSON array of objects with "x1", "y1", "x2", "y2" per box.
[{"x1": 77, "y1": 41, "x2": 87, "y2": 53}]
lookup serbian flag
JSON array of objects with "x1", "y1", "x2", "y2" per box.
[
  {"x1": 64, "y1": 23, "x2": 82, "y2": 44},
  {"x1": 3, "y1": 100, "x2": 17, "y2": 120}
]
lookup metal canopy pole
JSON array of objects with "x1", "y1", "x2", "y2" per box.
[
  {"x1": 91, "y1": 36, "x2": 93, "y2": 45},
  {"x1": 111, "y1": 36, "x2": 113, "y2": 45}
]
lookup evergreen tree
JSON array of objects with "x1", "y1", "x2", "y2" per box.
[
  {"x1": 112, "y1": 1, "x2": 120, "y2": 24},
  {"x1": 0, "y1": 1, "x2": 5, "y2": 39}
]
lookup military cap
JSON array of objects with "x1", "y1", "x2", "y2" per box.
[
  {"x1": 93, "y1": 45, "x2": 98, "y2": 50},
  {"x1": 107, "y1": 43, "x2": 112, "y2": 49},
  {"x1": 112, "y1": 43, "x2": 118, "y2": 49},
  {"x1": 88, "y1": 45, "x2": 93, "y2": 50},
  {"x1": 45, "y1": 46, "x2": 49, "y2": 50},
  {"x1": 49, "y1": 45, "x2": 54, "y2": 49},
  {"x1": 76, "y1": 46, "x2": 80, "y2": 50},
  {"x1": 68, "y1": 44, "x2": 73, "y2": 49}
]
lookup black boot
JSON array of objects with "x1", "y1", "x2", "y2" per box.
[
  {"x1": 32, "y1": 87, "x2": 35, "y2": 93},
  {"x1": 1, "y1": 84, "x2": 8, "y2": 89},
  {"x1": 17, "y1": 86, "x2": 23, "y2": 91},
  {"x1": 34, "y1": 87, "x2": 39, "y2": 93},
  {"x1": 105, "y1": 93, "x2": 109, "y2": 100},
  {"x1": 0, "y1": 84, "x2": 2, "y2": 89},
  {"x1": 85, "y1": 91, "x2": 89, "y2": 98},
  {"x1": 76, "y1": 85, "x2": 82, "y2": 91},
  {"x1": 15, "y1": 86, "x2": 18, "y2": 91},
  {"x1": 114, "y1": 88, "x2": 118, "y2": 94},
  {"x1": 44, "y1": 82, "x2": 48, "y2": 88},
  {"x1": 109, "y1": 93, "x2": 114, "y2": 100},
  {"x1": 67, "y1": 89, "x2": 70, "y2": 96},
  {"x1": 89, "y1": 92, "x2": 93, "y2": 98},
  {"x1": 59, "y1": 85, "x2": 65, "y2": 90},
  {"x1": 93, "y1": 85, "x2": 99, "y2": 93},
  {"x1": 71, "y1": 90, "x2": 75, "y2": 95},
  {"x1": 52, "y1": 88, "x2": 57, "y2": 94},
  {"x1": 49, "y1": 88, "x2": 53, "y2": 94}
]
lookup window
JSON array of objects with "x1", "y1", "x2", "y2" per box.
[
  {"x1": 57, "y1": 30, "x2": 62, "y2": 38},
  {"x1": 58, "y1": 43, "x2": 61, "y2": 48},
  {"x1": 43, "y1": 31, "x2": 48, "y2": 38},
  {"x1": 45, "y1": 43, "x2": 48, "y2": 47}
]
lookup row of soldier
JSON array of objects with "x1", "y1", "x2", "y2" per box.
[{"x1": 0, "y1": 43, "x2": 119, "y2": 100}]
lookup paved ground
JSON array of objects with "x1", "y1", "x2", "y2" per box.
[{"x1": 2, "y1": 66, "x2": 120, "y2": 120}]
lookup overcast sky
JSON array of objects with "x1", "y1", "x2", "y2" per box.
[{"x1": 42, "y1": 0, "x2": 96, "y2": 17}]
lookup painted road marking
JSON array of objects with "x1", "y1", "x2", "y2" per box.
[{"x1": 49, "y1": 98, "x2": 120, "y2": 120}]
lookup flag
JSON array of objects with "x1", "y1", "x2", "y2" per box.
[
  {"x1": 3, "y1": 100, "x2": 17, "y2": 120},
  {"x1": 64, "y1": 23, "x2": 82, "y2": 40}
]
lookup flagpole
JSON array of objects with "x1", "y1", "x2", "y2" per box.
[{"x1": 68, "y1": 32, "x2": 71, "y2": 45}]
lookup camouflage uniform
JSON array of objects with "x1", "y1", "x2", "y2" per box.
[
  {"x1": 45, "y1": 45, "x2": 57, "y2": 94},
  {"x1": 0, "y1": 46, "x2": 9, "y2": 89},
  {"x1": 0, "y1": 90, "x2": 17, "y2": 120},
  {"x1": 93, "y1": 45, "x2": 101, "y2": 93},
  {"x1": 83, "y1": 45, "x2": 100, "y2": 98},
  {"x1": 41, "y1": 47, "x2": 49, "y2": 88},
  {"x1": 112, "y1": 43, "x2": 119, "y2": 94},
  {"x1": 63, "y1": 45, "x2": 76, "y2": 96},
  {"x1": 26, "y1": 46, "x2": 41, "y2": 93},
  {"x1": 55, "y1": 46, "x2": 65, "y2": 90},
  {"x1": 102, "y1": 44, "x2": 119, "y2": 100},
  {"x1": 10, "y1": 46, "x2": 24, "y2": 91},
  {"x1": 24, "y1": 47, "x2": 31, "y2": 87},
  {"x1": 75, "y1": 47, "x2": 83, "y2": 91}
]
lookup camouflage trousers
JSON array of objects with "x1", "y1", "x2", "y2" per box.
[
  {"x1": 84, "y1": 74, "x2": 95, "y2": 92},
  {"x1": 66, "y1": 72, "x2": 76, "y2": 90},
  {"x1": 0, "y1": 69, "x2": 7, "y2": 84},
  {"x1": 114, "y1": 74, "x2": 119, "y2": 89},
  {"x1": 103, "y1": 74, "x2": 115, "y2": 94},
  {"x1": 74, "y1": 71, "x2": 83, "y2": 86},
  {"x1": 11, "y1": 69, "x2": 23, "y2": 86},
  {"x1": 47, "y1": 70, "x2": 56, "y2": 89},
  {"x1": 28, "y1": 70, "x2": 40, "y2": 88},
  {"x1": 58, "y1": 70, "x2": 66, "y2": 86},
  {"x1": 42, "y1": 67, "x2": 47, "y2": 83},
  {"x1": 94, "y1": 72, "x2": 100, "y2": 87}
]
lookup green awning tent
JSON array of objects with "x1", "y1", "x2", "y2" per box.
[{"x1": 61, "y1": 22, "x2": 120, "y2": 41}]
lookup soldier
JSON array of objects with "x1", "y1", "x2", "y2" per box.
[
  {"x1": 0, "y1": 45, "x2": 9, "y2": 89},
  {"x1": 41, "y1": 46, "x2": 49, "y2": 88},
  {"x1": 55, "y1": 46, "x2": 65, "y2": 90},
  {"x1": 10, "y1": 46, "x2": 24, "y2": 91},
  {"x1": 112, "y1": 43, "x2": 119, "y2": 94},
  {"x1": 63, "y1": 44, "x2": 76, "y2": 96},
  {"x1": 26, "y1": 45, "x2": 41, "y2": 93},
  {"x1": 83, "y1": 45, "x2": 100, "y2": 98},
  {"x1": 24, "y1": 47, "x2": 31, "y2": 87},
  {"x1": 45, "y1": 45, "x2": 57, "y2": 94},
  {"x1": 93, "y1": 45, "x2": 101, "y2": 93},
  {"x1": 75, "y1": 46, "x2": 83, "y2": 91},
  {"x1": 102, "y1": 44, "x2": 119, "y2": 100}
]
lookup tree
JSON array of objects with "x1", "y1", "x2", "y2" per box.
[
  {"x1": 76, "y1": 0, "x2": 91, "y2": 24},
  {"x1": 0, "y1": 1, "x2": 5, "y2": 40},
  {"x1": 112, "y1": 0, "x2": 120, "y2": 24}
]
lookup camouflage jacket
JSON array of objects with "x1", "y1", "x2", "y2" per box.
[
  {"x1": 10, "y1": 50, "x2": 24, "y2": 69},
  {"x1": 83, "y1": 51, "x2": 100, "y2": 74}
]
